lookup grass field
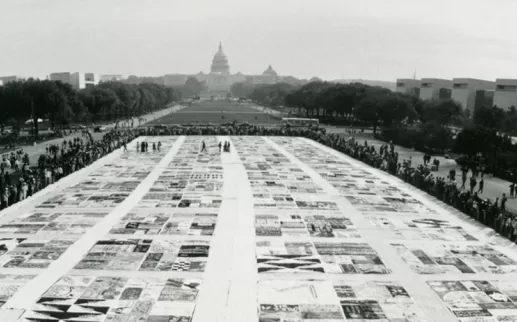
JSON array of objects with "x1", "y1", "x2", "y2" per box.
[{"x1": 147, "y1": 101, "x2": 282, "y2": 125}]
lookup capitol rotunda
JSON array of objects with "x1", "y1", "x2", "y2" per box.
[{"x1": 164, "y1": 42, "x2": 283, "y2": 98}]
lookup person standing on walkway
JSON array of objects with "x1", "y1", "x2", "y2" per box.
[
  {"x1": 1, "y1": 187, "x2": 8, "y2": 209},
  {"x1": 501, "y1": 194, "x2": 508, "y2": 212},
  {"x1": 469, "y1": 176, "x2": 477, "y2": 194},
  {"x1": 201, "y1": 141, "x2": 206, "y2": 152},
  {"x1": 461, "y1": 171, "x2": 467, "y2": 189},
  {"x1": 478, "y1": 177, "x2": 484, "y2": 194},
  {"x1": 218, "y1": 142, "x2": 222, "y2": 152},
  {"x1": 510, "y1": 183, "x2": 515, "y2": 198},
  {"x1": 449, "y1": 169, "x2": 456, "y2": 182},
  {"x1": 20, "y1": 180, "x2": 28, "y2": 201}
]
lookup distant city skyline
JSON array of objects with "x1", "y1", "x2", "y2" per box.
[{"x1": 1, "y1": 0, "x2": 517, "y2": 81}]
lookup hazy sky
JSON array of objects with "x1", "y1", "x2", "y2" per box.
[{"x1": 1, "y1": 0, "x2": 516, "y2": 81}]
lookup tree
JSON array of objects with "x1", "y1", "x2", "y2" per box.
[
  {"x1": 185, "y1": 77, "x2": 204, "y2": 96},
  {"x1": 248, "y1": 82, "x2": 296, "y2": 110},
  {"x1": 422, "y1": 99, "x2": 463, "y2": 126},
  {"x1": 473, "y1": 105, "x2": 505, "y2": 130},
  {"x1": 454, "y1": 125, "x2": 494, "y2": 157},
  {"x1": 355, "y1": 96, "x2": 381, "y2": 134},
  {"x1": 78, "y1": 87, "x2": 120, "y2": 121},
  {"x1": 378, "y1": 95, "x2": 418, "y2": 127},
  {"x1": 230, "y1": 82, "x2": 254, "y2": 98},
  {"x1": 503, "y1": 106, "x2": 517, "y2": 135},
  {"x1": 420, "y1": 122, "x2": 454, "y2": 151},
  {"x1": 0, "y1": 79, "x2": 180, "y2": 134}
]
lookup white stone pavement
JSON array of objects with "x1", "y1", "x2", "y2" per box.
[{"x1": 0, "y1": 136, "x2": 515, "y2": 321}]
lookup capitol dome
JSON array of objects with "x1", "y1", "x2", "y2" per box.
[
  {"x1": 262, "y1": 65, "x2": 278, "y2": 77},
  {"x1": 210, "y1": 42, "x2": 230, "y2": 75}
]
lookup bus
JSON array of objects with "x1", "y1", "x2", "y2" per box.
[{"x1": 281, "y1": 118, "x2": 319, "y2": 128}]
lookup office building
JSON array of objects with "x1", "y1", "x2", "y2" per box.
[
  {"x1": 0, "y1": 76, "x2": 22, "y2": 84},
  {"x1": 100, "y1": 74, "x2": 123, "y2": 82},
  {"x1": 50, "y1": 72, "x2": 98, "y2": 89},
  {"x1": 451, "y1": 78, "x2": 495, "y2": 112},
  {"x1": 438, "y1": 88, "x2": 452, "y2": 100},
  {"x1": 419, "y1": 78, "x2": 453, "y2": 100},
  {"x1": 494, "y1": 79, "x2": 517, "y2": 109},
  {"x1": 71, "y1": 73, "x2": 98, "y2": 89},
  {"x1": 49, "y1": 72, "x2": 72, "y2": 84},
  {"x1": 474, "y1": 90, "x2": 495, "y2": 112}
]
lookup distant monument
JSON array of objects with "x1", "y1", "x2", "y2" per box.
[
  {"x1": 205, "y1": 42, "x2": 233, "y2": 98},
  {"x1": 163, "y1": 42, "x2": 308, "y2": 97},
  {"x1": 210, "y1": 42, "x2": 230, "y2": 75}
]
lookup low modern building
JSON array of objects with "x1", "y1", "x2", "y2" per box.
[
  {"x1": 494, "y1": 79, "x2": 517, "y2": 109},
  {"x1": 474, "y1": 90, "x2": 495, "y2": 112},
  {"x1": 73, "y1": 72, "x2": 98, "y2": 89},
  {"x1": 100, "y1": 74, "x2": 123, "y2": 82},
  {"x1": 49, "y1": 72, "x2": 72, "y2": 84},
  {"x1": 419, "y1": 78, "x2": 453, "y2": 100},
  {"x1": 50, "y1": 72, "x2": 98, "y2": 89},
  {"x1": 0, "y1": 76, "x2": 22, "y2": 83},
  {"x1": 451, "y1": 78, "x2": 495, "y2": 112},
  {"x1": 438, "y1": 88, "x2": 452, "y2": 100},
  {"x1": 396, "y1": 79, "x2": 421, "y2": 96}
]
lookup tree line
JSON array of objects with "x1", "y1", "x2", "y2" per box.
[
  {"x1": 244, "y1": 81, "x2": 464, "y2": 134},
  {"x1": 243, "y1": 80, "x2": 517, "y2": 180},
  {"x1": 0, "y1": 79, "x2": 181, "y2": 136}
]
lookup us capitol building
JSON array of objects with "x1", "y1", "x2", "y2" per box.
[{"x1": 163, "y1": 42, "x2": 300, "y2": 97}]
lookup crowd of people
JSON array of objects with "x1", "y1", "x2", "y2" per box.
[
  {"x1": 321, "y1": 133, "x2": 517, "y2": 243},
  {"x1": 0, "y1": 129, "x2": 138, "y2": 210},
  {"x1": 1, "y1": 123, "x2": 517, "y2": 244}
]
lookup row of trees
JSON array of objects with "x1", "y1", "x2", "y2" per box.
[
  {"x1": 0, "y1": 79, "x2": 181, "y2": 136},
  {"x1": 246, "y1": 81, "x2": 463, "y2": 134},
  {"x1": 244, "y1": 81, "x2": 517, "y2": 178}
]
